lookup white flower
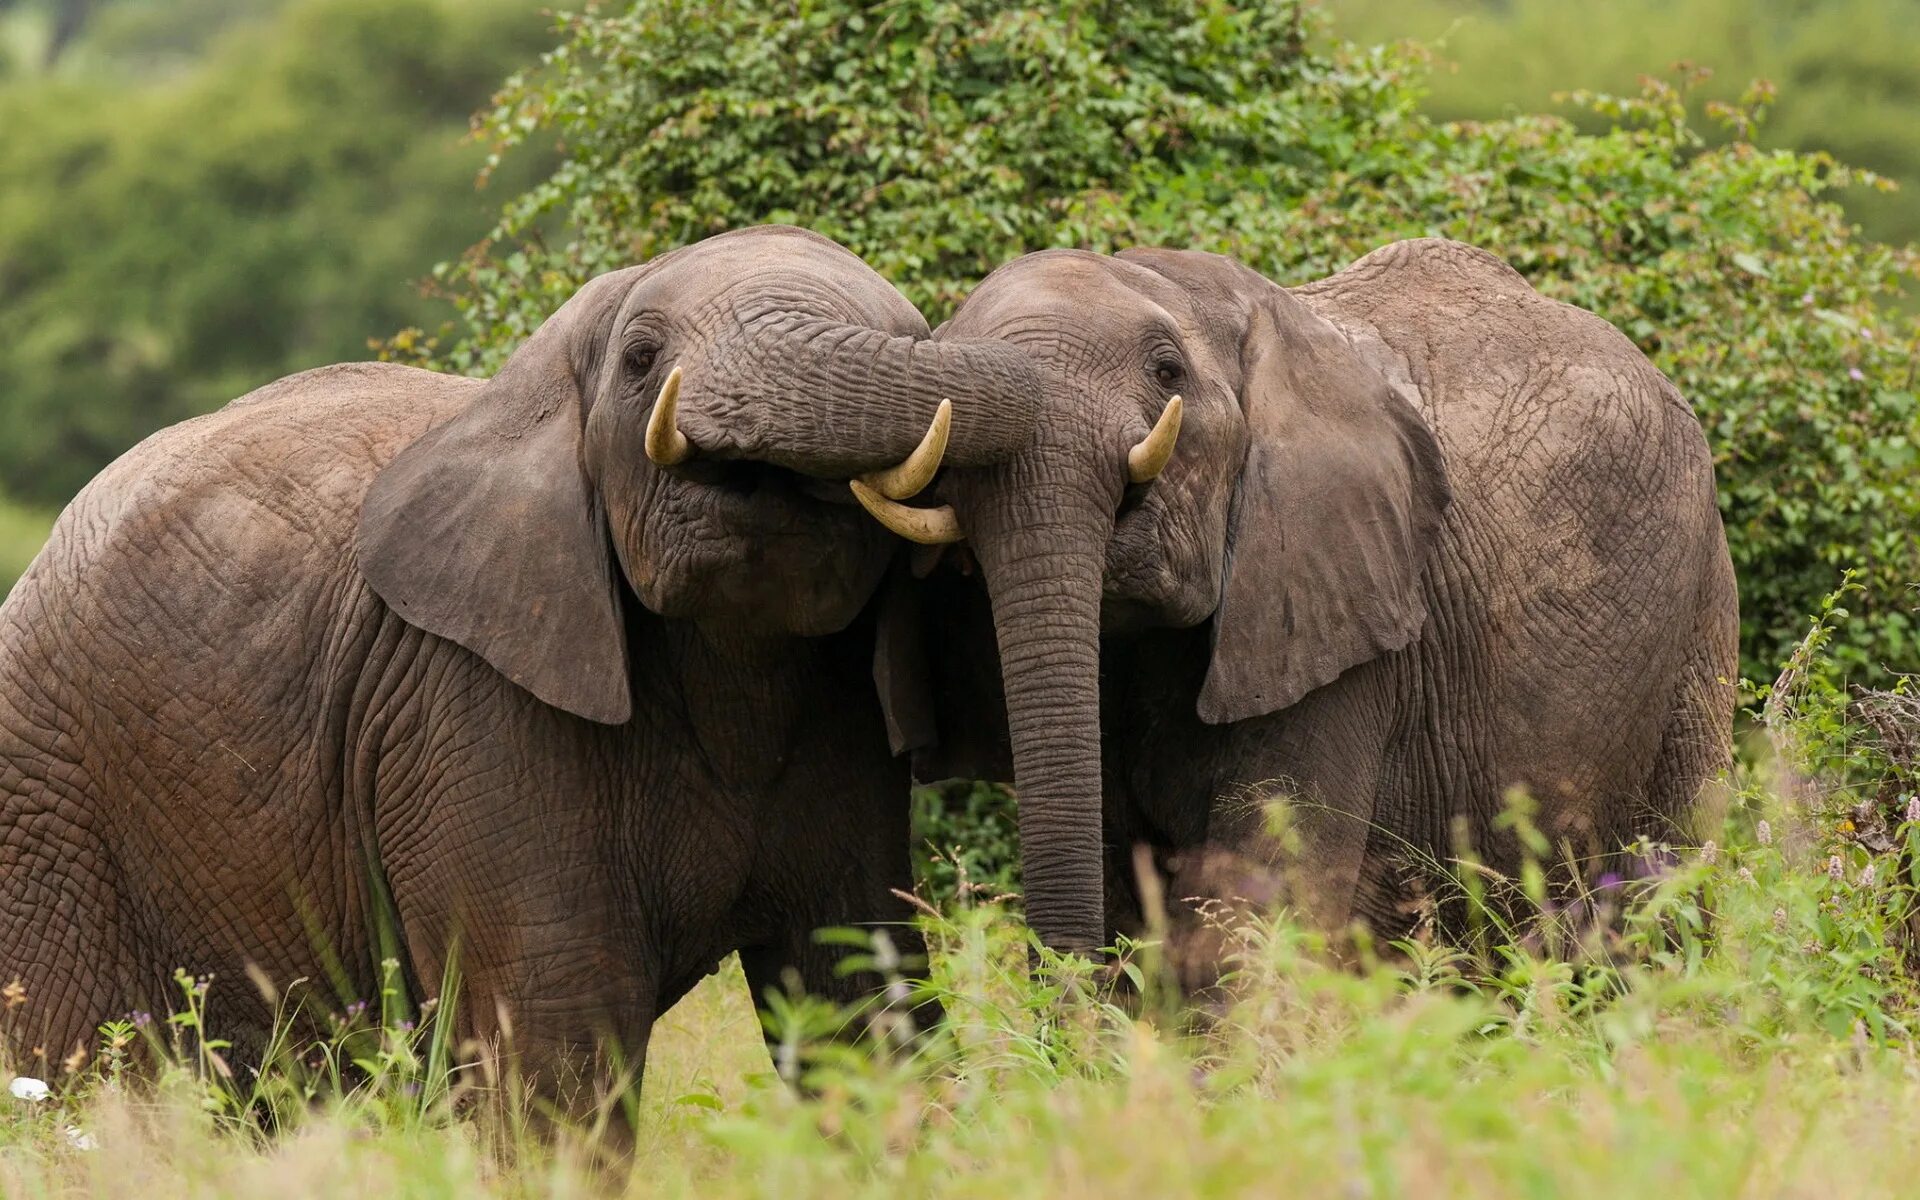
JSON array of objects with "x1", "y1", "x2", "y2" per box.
[
  {"x1": 1905, "y1": 795, "x2": 1920, "y2": 825},
  {"x1": 1860, "y1": 863, "x2": 1878, "y2": 888},
  {"x1": 1757, "y1": 820, "x2": 1773, "y2": 847},
  {"x1": 1737, "y1": 866, "x2": 1756, "y2": 886},
  {"x1": 1828, "y1": 854, "x2": 1846, "y2": 881},
  {"x1": 1700, "y1": 840, "x2": 1719, "y2": 865},
  {"x1": 8, "y1": 1076, "x2": 49, "y2": 1102}
]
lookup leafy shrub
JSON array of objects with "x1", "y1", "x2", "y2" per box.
[
  {"x1": 1330, "y1": 0, "x2": 1920, "y2": 248},
  {"x1": 409, "y1": 0, "x2": 1919, "y2": 686},
  {"x1": 911, "y1": 781, "x2": 1021, "y2": 908}
]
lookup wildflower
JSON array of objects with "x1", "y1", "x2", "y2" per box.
[
  {"x1": 1905, "y1": 795, "x2": 1920, "y2": 825},
  {"x1": 8, "y1": 1077, "x2": 49, "y2": 1103},
  {"x1": 61, "y1": 1044, "x2": 87, "y2": 1074},
  {"x1": 1828, "y1": 854, "x2": 1845, "y2": 881},
  {"x1": 1773, "y1": 907, "x2": 1789, "y2": 933},
  {"x1": 1848, "y1": 367, "x2": 1865, "y2": 382},
  {"x1": 1757, "y1": 820, "x2": 1773, "y2": 847},
  {"x1": 1, "y1": 979, "x2": 23, "y2": 1009},
  {"x1": 1860, "y1": 862, "x2": 1878, "y2": 888},
  {"x1": 1700, "y1": 840, "x2": 1718, "y2": 866},
  {"x1": 345, "y1": 999, "x2": 369, "y2": 1021},
  {"x1": 130, "y1": 1010, "x2": 151, "y2": 1029},
  {"x1": 1737, "y1": 866, "x2": 1756, "y2": 886}
]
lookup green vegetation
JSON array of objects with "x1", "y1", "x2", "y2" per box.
[
  {"x1": 404, "y1": 0, "x2": 1919, "y2": 686},
  {"x1": 0, "y1": 500, "x2": 53, "y2": 597},
  {"x1": 0, "y1": 0, "x2": 551, "y2": 513},
  {"x1": 5, "y1": 3, "x2": 1920, "y2": 1193},
  {"x1": 1329, "y1": 0, "x2": 1920, "y2": 248},
  {"x1": 5, "y1": 604, "x2": 1919, "y2": 1195}
]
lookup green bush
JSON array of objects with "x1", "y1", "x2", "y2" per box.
[
  {"x1": 411, "y1": 0, "x2": 1919, "y2": 688},
  {"x1": 0, "y1": 0, "x2": 551, "y2": 508},
  {"x1": 1328, "y1": 0, "x2": 1920, "y2": 249},
  {"x1": 912, "y1": 781, "x2": 1021, "y2": 908}
]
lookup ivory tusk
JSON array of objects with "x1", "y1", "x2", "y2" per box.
[
  {"x1": 1126, "y1": 394, "x2": 1182, "y2": 484},
  {"x1": 849, "y1": 480, "x2": 965, "y2": 545},
  {"x1": 860, "y1": 399, "x2": 951, "y2": 500},
  {"x1": 645, "y1": 365, "x2": 692, "y2": 466}
]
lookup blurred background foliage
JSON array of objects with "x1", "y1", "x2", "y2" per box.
[
  {"x1": 1332, "y1": 0, "x2": 1920, "y2": 248},
  {"x1": 2, "y1": 0, "x2": 1917, "y2": 689},
  {"x1": 0, "y1": 0, "x2": 549, "y2": 527}
]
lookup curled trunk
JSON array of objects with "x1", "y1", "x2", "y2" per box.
[{"x1": 685, "y1": 314, "x2": 1044, "y2": 478}]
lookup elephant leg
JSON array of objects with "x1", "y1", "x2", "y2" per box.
[
  {"x1": 0, "y1": 765, "x2": 151, "y2": 1076},
  {"x1": 388, "y1": 839, "x2": 656, "y2": 1124},
  {"x1": 1638, "y1": 576, "x2": 1739, "y2": 850}
]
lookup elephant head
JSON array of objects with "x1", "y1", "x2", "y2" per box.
[
  {"x1": 854, "y1": 248, "x2": 1450, "y2": 953},
  {"x1": 357, "y1": 225, "x2": 1041, "y2": 724}
]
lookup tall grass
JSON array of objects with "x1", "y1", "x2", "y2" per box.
[{"x1": 4, "y1": 603, "x2": 1917, "y2": 1197}]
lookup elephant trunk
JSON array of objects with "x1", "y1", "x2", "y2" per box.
[
  {"x1": 683, "y1": 312, "x2": 1044, "y2": 478},
  {"x1": 955, "y1": 449, "x2": 1116, "y2": 955}
]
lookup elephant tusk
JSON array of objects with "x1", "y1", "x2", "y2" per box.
[
  {"x1": 849, "y1": 480, "x2": 965, "y2": 545},
  {"x1": 1126, "y1": 394, "x2": 1182, "y2": 484},
  {"x1": 645, "y1": 365, "x2": 692, "y2": 466},
  {"x1": 859, "y1": 399, "x2": 951, "y2": 500}
]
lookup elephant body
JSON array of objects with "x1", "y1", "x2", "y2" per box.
[
  {"x1": 878, "y1": 238, "x2": 1736, "y2": 957},
  {"x1": 0, "y1": 226, "x2": 1042, "y2": 1096},
  {"x1": 1111, "y1": 240, "x2": 1737, "y2": 939},
  {"x1": 0, "y1": 364, "x2": 915, "y2": 1084}
]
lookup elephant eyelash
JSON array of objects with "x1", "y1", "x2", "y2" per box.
[
  {"x1": 1147, "y1": 355, "x2": 1185, "y2": 387},
  {"x1": 625, "y1": 346, "x2": 659, "y2": 377}
]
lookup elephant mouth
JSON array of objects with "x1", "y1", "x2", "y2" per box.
[{"x1": 667, "y1": 458, "x2": 859, "y2": 507}]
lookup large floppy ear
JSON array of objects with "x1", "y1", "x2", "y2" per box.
[
  {"x1": 1196, "y1": 288, "x2": 1451, "y2": 725},
  {"x1": 357, "y1": 271, "x2": 637, "y2": 725}
]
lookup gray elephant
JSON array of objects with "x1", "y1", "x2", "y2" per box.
[
  {"x1": 0, "y1": 226, "x2": 1037, "y2": 1102},
  {"x1": 857, "y1": 238, "x2": 1738, "y2": 963}
]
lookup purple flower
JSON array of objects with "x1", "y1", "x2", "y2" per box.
[
  {"x1": 1595, "y1": 872, "x2": 1624, "y2": 891},
  {"x1": 1848, "y1": 367, "x2": 1865, "y2": 382},
  {"x1": 130, "y1": 1010, "x2": 151, "y2": 1028}
]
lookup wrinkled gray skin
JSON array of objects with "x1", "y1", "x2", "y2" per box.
[
  {"x1": 0, "y1": 226, "x2": 1039, "y2": 1104},
  {"x1": 875, "y1": 239, "x2": 1737, "y2": 962}
]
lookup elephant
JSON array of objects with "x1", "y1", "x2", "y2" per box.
[
  {"x1": 854, "y1": 238, "x2": 1739, "y2": 966},
  {"x1": 0, "y1": 225, "x2": 1041, "y2": 1105}
]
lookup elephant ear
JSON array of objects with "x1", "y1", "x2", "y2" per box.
[
  {"x1": 1196, "y1": 289, "x2": 1450, "y2": 725},
  {"x1": 358, "y1": 272, "x2": 636, "y2": 725}
]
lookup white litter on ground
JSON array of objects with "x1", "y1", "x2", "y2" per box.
[{"x1": 8, "y1": 1076, "x2": 50, "y2": 1102}]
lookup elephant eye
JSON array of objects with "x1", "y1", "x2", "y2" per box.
[
  {"x1": 626, "y1": 345, "x2": 658, "y2": 377},
  {"x1": 1150, "y1": 358, "x2": 1184, "y2": 388}
]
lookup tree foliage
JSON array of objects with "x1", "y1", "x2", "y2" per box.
[
  {"x1": 1330, "y1": 0, "x2": 1920, "y2": 248},
  {"x1": 0, "y1": 0, "x2": 549, "y2": 507},
  {"x1": 410, "y1": 0, "x2": 1919, "y2": 684}
]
